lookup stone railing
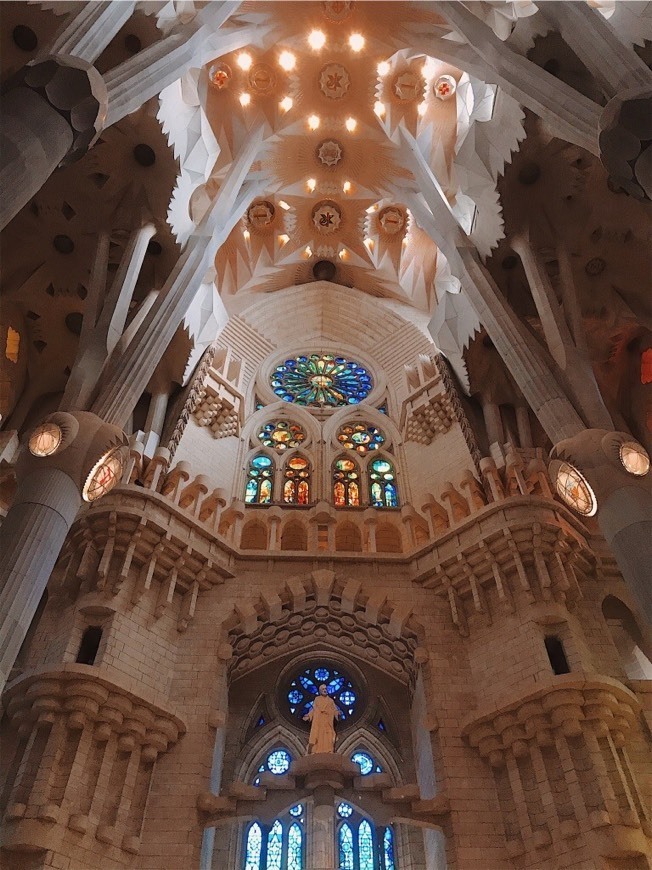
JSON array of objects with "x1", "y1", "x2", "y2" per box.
[
  {"x1": 2, "y1": 665, "x2": 185, "y2": 857},
  {"x1": 463, "y1": 674, "x2": 651, "y2": 861}
]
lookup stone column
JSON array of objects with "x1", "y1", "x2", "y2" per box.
[
  {"x1": 550, "y1": 429, "x2": 652, "y2": 624},
  {"x1": 0, "y1": 411, "x2": 125, "y2": 691},
  {"x1": 312, "y1": 788, "x2": 337, "y2": 870},
  {"x1": 0, "y1": 57, "x2": 107, "y2": 230}
]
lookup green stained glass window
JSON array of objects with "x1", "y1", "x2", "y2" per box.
[
  {"x1": 271, "y1": 354, "x2": 372, "y2": 407},
  {"x1": 369, "y1": 457, "x2": 398, "y2": 508}
]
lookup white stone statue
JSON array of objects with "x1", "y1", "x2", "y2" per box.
[{"x1": 303, "y1": 684, "x2": 343, "y2": 753}]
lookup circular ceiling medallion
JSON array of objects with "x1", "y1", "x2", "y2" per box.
[
  {"x1": 317, "y1": 139, "x2": 343, "y2": 167},
  {"x1": 321, "y1": 1, "x2": 354, "y2": 22},
  {"x1": 585, "y1": 257, "x2": 606, "y2": 276},
  {"x1": 209, "y1": 61, "x2": 231, "y2": 90},
  {"x1": 392, "y1": 70, "x2": 423, "y2": 102},
  {"x1": 378, "y1": 206, "x2": 406, "y2": 235},
  {"x1": 246, "y1": 200, "x2": 275, "y2": 230},
  {"x1": 319, "y1": 64, "x2": 350, "y2": 100},
  {"x1": 434, "y1": 74, "x2": 456, "y2": 100},
  {"x1": 312, "y1": 201, "x2": 342, "y2": 234},
  {"x1": 249, "y1": 63, "x2": 276, "y2": 95}
]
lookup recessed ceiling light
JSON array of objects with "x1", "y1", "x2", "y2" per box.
[
  {"x1": 239, "y1": 92, "x2": 251, "y2": 107},
  {"x1": 278, "y1": 233, "x2": 290, "y2": 245},
  {"x1": 308, "y1": 29, "x2": 326, "y2": 50},
  {"x1": 308, "y1": 114, "x2": 320, "y2": 130},
  {"x1": 342, "y1": 181, "x2": 351, "y2": 193},
  {"x1": 377, "y1": 61, "x2": 390, "y2": 76},
  {"x1": 417, "y1": 101, "x2": 427, "y2": 116},
  {"x1": 278, "y1": 200, "x2": 291, "y2": 210},
  {"x1": 243, "y1": 229, "x2": 250, "y2": 240},
  {"x1": 237, "y1": 52, "x2": 252, "y2": 71},
  {"x1": 307, "y1": 178, "x2": 317, "y2": 192},
  {"x1": 279, "y1": 50, "x2": 296, "y2": 71},
  {"x1": 304, "y1": 245, "x2": 313, "y2": 257},
  {"x1": 279, "y1": 96, "x2": 293, "y2": 112},
  {"x1": 374, "y1": 101, "x2": 385, "y2": 117},
  {"x1": 349, "y1": 33, "x2": 365, "y2": 52},
  {"x1": 345, "y1": 117, "x2": 357, "y2": 132}
]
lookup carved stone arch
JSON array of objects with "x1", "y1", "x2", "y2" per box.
[
  {"x1": 241, "y1": 401, "x2": 321, "y2": 451},
  {"x1": 225, "y1": 570, "x2": 426, "y2": 690},
  {"x1": 237, "y1": 722, "x2": 306, "y2": 784},
  {"x1": 324, "y1": 403, "x2": 402, "y2": 453},
  {"x1": 337, "y1": 728, "x2": 404, "y2": 786}
]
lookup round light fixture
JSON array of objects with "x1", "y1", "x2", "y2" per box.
[
  {"x1": 279, "y1": 50, "x2": 296, "y2": 71},
  {"x1": 308, "y1": 29, "x2": 326, "y2": 50},
  {"x1": 29, "y1": 422, "x2": 62, "y2": 457},
  {"x1": 348, "y1": 33, "x2": 365, "y2": 52},
  {"x1": 555, "y1": 462, "x2": 597, "y2": 517},
  {"x1": 620, "y1": 441, "x2": 650, "y2": 476},
  {"x1": 236, "y1": 52, "x2": 252, "y2": 71},
  {"x1": 434, "y1": 74, "x2": 457, "y2": 100},
  {"x1": 83, "y1": 449, "x2": 124, "y2": 502}
]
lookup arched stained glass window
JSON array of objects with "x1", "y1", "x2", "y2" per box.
[
  {"x1": 245, "y1": 823, "x2": 263, "y2": 870},
  {"x1": 245, "y1": 454, "x2": 274, "y2": 504},
  {"x1": 243, "y1": 753, "x2": 305, "y2": 869},
  {"x1": 333, "y1": 457, "x2": 361, "y2": 507},
  {"x1": 286, "y1": 664, "x2": 357, "y2": 723},
  {"x1": 351, "y1": 751, "x2": 382, "y2": 776},
  {"x1": 259, "y1": 421, "x2": 306, "y2": 452},
  {"x1": 287, "y1": 823, "x2": 302, "y2": 870},
  {"x1": 358, "y1": 821, "x2": 374, "y2": 870},
  {"x1": 271, "y1": 354, "x2": 372, "y2": 407},
  {"x1": 283, "y1": 456, "x2": 311, "y2": 505},
  {"x1": 267, "y1": 820, "x2": 283, "y2": 870},
  {"x1": 335, "y1": 806, "x2": 397, "y2": 870},
  {"x1": 339, "y1": 823, "x2": 355, "y2": 870},
  {"x1": 369, "y1": 458, "x2": 398, "y2": 508},
  {"x1": 337, "y1": 423, "x2": 385, "y2": 455}
]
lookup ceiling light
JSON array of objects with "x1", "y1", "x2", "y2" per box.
[
  {"x1": 278, "y1": 200, "x2": 291, "y2": 210},
  {"x1": 279, "y1": 96, "x2": 293, "y2": 112},
  {"x1": 304, "y1": 246, "x2": 313, "y2": 257},
  {"x1": 417, "y1": 101, "x2": 427, "y2": 116},
  {"x1": 402, "y1": 236, "x2": 409, "y2": 247},
  {"x1": 237, "y1": 52, "x2": 252, "y2": 71},
  {"x1": 345, "y1": 117, "x2": 357, "y2": 132},
  {"x1": 308, "y1": 29, "x2": 326, "y2": 50},
  {"x1": 307, "y1": 178, "x2": 317, "y2": 192},
  {"x1": 338, "y1": 248, "x2": 348, "y2": 260},
  {"x1": 278, "y1": 233, "x2": 290, "y2": 246},
  {"x1": 243, "y1": 229, "x2": 250, "y2": 241},
  {"x1": 279, "y1": 50, "x2": 296, "y2": 71},
  {"x1": 239, "y1": 92, "x2": 251, "y2": 107},
  {"x1": 363, "y1": 238, "x2": 374, "y2": 251},
  {"x1": 366, "y1": 205, "x2": 377, "y2": 214},
  {"x1": 342, "y1": 180, "x2": 351, "y2": 193},
  {"x1": 374, "y1": 101, "x2": 385, "y2": 118},
  {"x1": 422, "y1": 57, "x2": 437, "y2": 79},
  {"x1": 349, "y1": 33, "x2": 365, "y2": 52},
  {"x1": 308, "y1": 114, "x2": 320, "y2": 130},
  {"x1": 377, "y1": 61, "x2": 390, "y2": 76}
]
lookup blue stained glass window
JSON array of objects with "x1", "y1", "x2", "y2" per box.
[
  {"x1": 245, "y1": 823, "x2": 262, "y2": 870},
  {"x1": 288, "y1": 822, "x2": 303, "y2": 870},
  {"x1": 338, "y1": 802, "x2": 353, "y2": 818},
  {"x1": 358, "y1": 820, "x2": 374, "y2": 870},
  {"x1": 258, "y1": 420, "x2": 306, "y2": 452},
  {"x1": 351, "y1": 752, "x2": 376, "y2": 776},
  {"x1": 286, "y1": 665, "x2": 357, "y2": 723},
  {"x1": 369, "y1": 457, "x2": 399, "y2": 508},
  {"x1": 384, "y1": 828, "x2": 396, "y2": 870},
  {"x1": 267, "y1": 749, "x2": 291, "y2": 774},
  {"x1": 289, "y1": 804, "x2": 303, "y2": 817},
  {"x1": 266, "y1": 820, "x2": 283, "y2": 870},
  {"x1": 245, "y1": 453, "x2": 274, "y2": 504},
  {"x1": 337, "y1": 423, "x2": 385, "y2": 456},
  {"x1": 271, "y1": 354, "x2": 373, "y2": 407},
  {"x1": 339, "y1": 823, "x2": 354, "y2": 870}
]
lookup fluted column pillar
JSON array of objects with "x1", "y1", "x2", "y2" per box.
[{"x1": 311, "y1": 791, "x2": 337, "y2": 870}]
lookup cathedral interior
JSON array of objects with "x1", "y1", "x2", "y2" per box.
[{"x1": 1, "y1": 2, "x2": 652, "y2": 869}]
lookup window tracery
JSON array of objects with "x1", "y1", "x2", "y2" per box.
[
  {"x1": 368, "y1": 457, "x2": 399, "y2": 508},
  {"x1": 333, "y1": 457, "x2": 361, "y2": 507},
  {"x1": 337, "y1": 422, "x2": 385, "y2": 455},
  {"x1": 245, "y1": 454, "x2": 274, "y2": 504},
  {"x1": 259, "y1": 420, "x2": 306, "y2": 452},
  {"x1": 271, "y1": 354, "x2": 372, "y2": 407},
  {"x1": 337, "y1": 803, "x2": 396, "y2": 870},
  {"x1": 285, "y1": 664, "x2": 357, "y2": 723},
  {"x1": 283, "y1": 456, "x2": 311, "y2": 504}
]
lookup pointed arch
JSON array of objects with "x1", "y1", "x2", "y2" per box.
[
  {"x1": 375, "y1": 524, "x2": 402, "y2": 553},
  {"x1": 281, "y1": 520, "x2": 308, "y2": 551},
  {"x1": 335, "y1": 522, "x2": 362, "y2": 552},
  {"x1": 244, "y1": 822, "x2": 262, "y2": 870},
  {"x1": 282, "y1": 454, "x2": 312, "y2": 505},
  {"x1": 368, "y1": 455, "x2": 399, "y2": 508},
  {"x1": 333, "y1": 455, "x2": 362, "y2": 508},
  {"x1": 244, "y1": 453, "x2": 274, "y2": 504},
  {"x1": 241, "y1": 520, "x2": 267, "y2": 550}
]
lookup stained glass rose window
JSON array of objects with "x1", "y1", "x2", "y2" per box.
[{"x1": 271, "y1": 354, "x2": 372, "y2": 407}]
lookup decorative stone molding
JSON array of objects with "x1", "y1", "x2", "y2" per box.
[
  {"x1": 167, "y1": 342, "x2": 219, "y2": 459},
  {"x1": 463, "y1": 674, "x2": 651, "y2": 860},
  {"x1": 2, "y1": 665, "x2": 185, "y2": 856}
]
